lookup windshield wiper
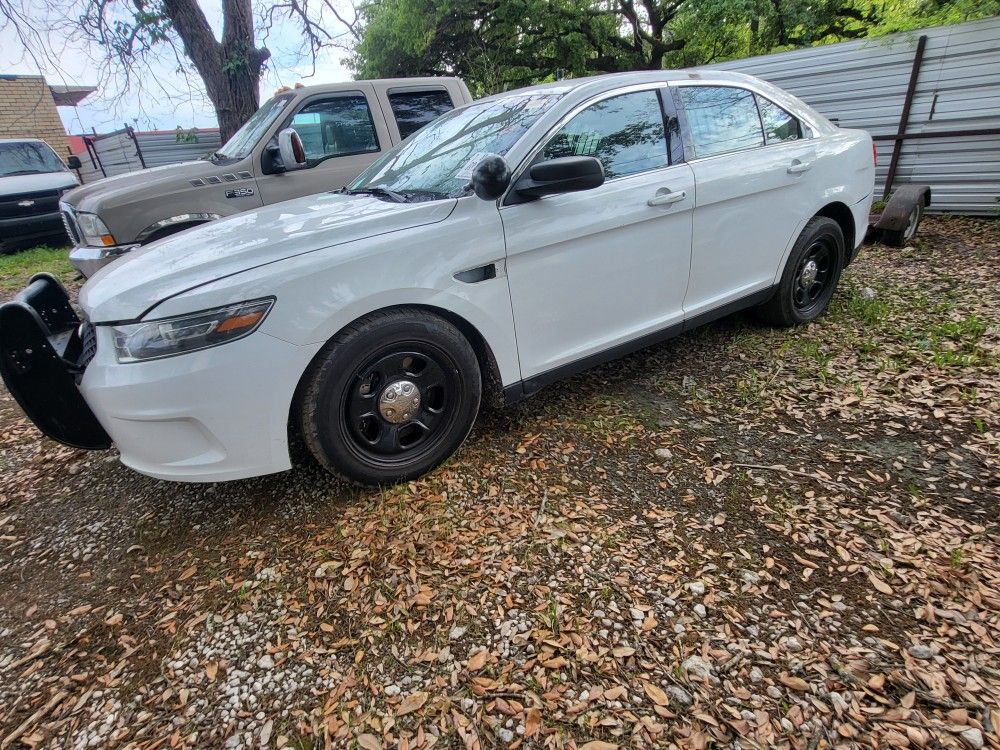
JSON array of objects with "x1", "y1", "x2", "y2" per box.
[{"x1": 341, "y1": 186, "x2": 408, "y2": 203}]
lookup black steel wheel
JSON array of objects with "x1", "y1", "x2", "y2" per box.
[
  {"x1": 757, "y1": 216, "x2": 845, "y2": 327},
  {"x1": 298, "y1": 309, "x2": 481, "y2": 485}
]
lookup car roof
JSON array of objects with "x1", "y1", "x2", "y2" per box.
[
  {"x1": 479, "y1": 69, "x2": 762, "y2": 101},
  {"x1": 0, "y1": 138, "x2": 48, "y2": 144}
]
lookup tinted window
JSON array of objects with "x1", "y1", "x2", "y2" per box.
[
  {"x1": 757, "y1": 96, "x2": 802, "y2": 144},
  {"x1": 289, "y1": 95, "x2": 379, "y2": 162},
  {"x1": 542, "y1": 90, "x2": 669, "y2": 179},
  {"x1": 678, "y1": 86, "x2": 764, "y2": 158},
  {"x1": 389, "y1": 90, "x2": 455, "y2": 139}
]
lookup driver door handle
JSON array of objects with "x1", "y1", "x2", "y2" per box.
[
  {"x1": 648, "y1": 188, "x2": 687, "y2": 207},
  {"x1": 787, "y1": 160, "x2": 813, "y2": 174}
]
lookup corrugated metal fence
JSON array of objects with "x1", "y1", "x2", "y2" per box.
[
  {"x1": 706, "y1": 16, "x2": 1000, "y2": 215},
  {"x1": 76, "y1": 127, "x2": 222, "y2": 184}
]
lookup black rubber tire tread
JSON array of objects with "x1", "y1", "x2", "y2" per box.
[
  {"x1": 880, "y1": 202, "x2": 921, "y2": 248},
  {"x1": 297, "y1": 307, "x2": 481, "y2": 485},
  {"x1": 756, "y1": 216, "x2": 845, "y2": 327}
]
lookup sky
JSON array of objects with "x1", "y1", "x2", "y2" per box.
[{"x1": 0, "y1": 0, "x2": 353, "y2": 135}]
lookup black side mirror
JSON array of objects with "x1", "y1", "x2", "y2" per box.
[
  {"x1": 469, "y1": 155, "x2": 511, "y2": 201},
  {"x1": 66, "y1": 155, "x2": 82, "y2": 170},
  {"x1": 513, "y1": 156, "x2": 605, "y2": 201}
]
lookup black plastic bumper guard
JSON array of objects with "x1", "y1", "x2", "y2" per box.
[{"x1": 0, "y1": 273, "x2": 111, "y2": 449}]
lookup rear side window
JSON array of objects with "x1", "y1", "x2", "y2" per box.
[
  {"x1": 542, "y1": 90, "x2": 669, "y2": 179},
  {"x1": 388, "y1": 90, "x2": 455, "y2": 139},
  {"x1": 756, "y1": 96, "x2": 803, "y2": 143},
  {"x1": 289, "y1": 95, "x2": 380, "y2": 162},
  {"x1": 677, "y1": 86, "x2": 764, "y2": 158}
]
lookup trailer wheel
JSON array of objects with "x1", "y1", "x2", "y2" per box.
[{"x1": 882, "y1": 202, "x2": 922, "y2": 248}]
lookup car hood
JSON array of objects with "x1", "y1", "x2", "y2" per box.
[
  {"x1": 80, "y1": 192, "x2": 457, "y2": 323},
  {"x1": 0, "y1": 171, "x2": 78, "y2": 195},
  {"x1": 62, "y1": 161, "x2": 211, "y2": 212}
]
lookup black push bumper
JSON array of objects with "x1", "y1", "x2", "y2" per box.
[{"x1": 0, "y1": 273, "x2": 111, "y2": 449}]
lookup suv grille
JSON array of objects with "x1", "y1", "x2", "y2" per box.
[{"x1": 0, "y1": 189, "x2": 60, "y2": 220}]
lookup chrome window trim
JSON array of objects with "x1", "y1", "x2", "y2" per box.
[{"x1": 500, "y1": 82, "x2": 678, "y2": 207}]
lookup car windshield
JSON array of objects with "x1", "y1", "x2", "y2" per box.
[
  {"x1": 347, "y1": 91, "x2": 564, "y2": 200},
  {"x1": 0, "y1": 141, "x2": 66, "y2": 177},
  {"x1": 213, "y1": 94, "x2": 293, "y2": 160}
]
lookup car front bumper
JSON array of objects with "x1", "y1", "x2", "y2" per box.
[
  {"x1": 69, "y1": 243, "x2": 137, "y2": 278},
  {"x1": 0, "y1": 274, "x2": 322, "y2": 482}
]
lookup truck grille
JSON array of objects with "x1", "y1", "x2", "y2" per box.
[
  {"x1": 0, "y1": 189, "x2": 60, "y2": 220},
  {"x1": 60, "y1": 203, "x2": 82, "y2": 246}
]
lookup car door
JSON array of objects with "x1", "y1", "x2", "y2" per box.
[
  {"x1": 255, "y1": 86, "x2": 393, "y2": 204},
  {"x1": 673, "y1": 84, "x2": 819, "y2": 317},
  {"x1": 501, "y1": 86, "x2": 695, "y2": 380}
]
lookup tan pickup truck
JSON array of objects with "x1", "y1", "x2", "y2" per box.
[{"x1": 62, "y1": 77, "x2": 472, "y2": 276}]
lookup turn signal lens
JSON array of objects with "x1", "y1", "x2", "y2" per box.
[
  {"x1": 111, "y1": 298, "x2": 274, "y2": 363},
  {"x1": 100, "y1": 234, "x2": 116, "y2": 246}
]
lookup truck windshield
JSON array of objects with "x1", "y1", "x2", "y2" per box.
[
  {"x1": 0, "y1": 141, "x2": 66, "y2": 177},
  {"x1": 347, "y1": 91, "x2": 564, "y2": 200},
  {"x1": 213, "y1": 93, "x2": 293, "y2": 160}
]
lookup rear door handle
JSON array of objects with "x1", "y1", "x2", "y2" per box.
[
  {"x1": 648, "y1": 188, "x2": 687, "y2": 206},
  {"x1": 787, "y1": 160, "x2": 812, "y2": 174}
]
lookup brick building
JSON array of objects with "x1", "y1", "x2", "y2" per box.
[{"x1": 0, "y1": 74, "x2": 94, "y2": 158}]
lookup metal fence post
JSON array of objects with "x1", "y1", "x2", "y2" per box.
[{"x1": 883, "y1": 35, "x2": 927, "y2": 199}]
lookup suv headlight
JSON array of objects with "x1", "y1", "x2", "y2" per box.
[
  {"x1": 111, "y1": 298, "x2": 274, "y2": 363},
  {"x1": 76, "y1": 212, "x2": 116, "y2": 247}
]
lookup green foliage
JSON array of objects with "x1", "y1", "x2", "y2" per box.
[{"x1": 352, "y1": 0, "x2": 1000, "y2": 94}]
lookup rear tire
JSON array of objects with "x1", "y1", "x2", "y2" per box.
[
  {"x1": 298, "y1": 308, "x2": 481, "y2": 485},
  {"x1": 756, "y1": 216, "x2": 844, "y2": 327}
]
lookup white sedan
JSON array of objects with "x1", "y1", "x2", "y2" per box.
[{"x1": 1, "y1": 71, "x2": 875, "y2": 485}]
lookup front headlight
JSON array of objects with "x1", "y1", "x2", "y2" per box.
[
  {"x1": 76, "y1": 212, "x2": 116, "y2": 247},
  {"x1": 111, "y1": 298, "x2": 274, "y2": 363}
]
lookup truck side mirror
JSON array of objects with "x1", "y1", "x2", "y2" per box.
[
  {"x1": 277, "y1": 128, "x2": 307, "y2": 171},
  {"x1": 66, "y1": 155, "x2": 82, "y2": 170}
]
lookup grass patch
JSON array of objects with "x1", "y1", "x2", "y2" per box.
[{"x1": 0, "y1": 245, "x2": 75, "y2": 292}]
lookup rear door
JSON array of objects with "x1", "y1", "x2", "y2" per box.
[
  {"x1": 673, "y1": 84, "x2": 819, "y2": 317},
  {"x1": 255, "y1": 85, "x2": 392, "y2": 203}
]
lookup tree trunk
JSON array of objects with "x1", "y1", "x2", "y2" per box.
[{"x1": 160, "y1": 0, "x2": 270, "y2": 142}]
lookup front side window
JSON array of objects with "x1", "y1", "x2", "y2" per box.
[
  {"x1": 757, "y1": 96, "x2": 802, "y2": 144},
  {"x1": 542, "y1": 90, "x2": 670, "y2": 179},
  {"x1": 388, "y1": 90, "x2": 456, "y2": 140},
  {"x1": 215, "y1": 94, "x2": 292, "y2": 160},
  {"x1": 0, "y1": 141, "x2": 66, "y2": 176},
  {"x1": 289, "y1": 95, "x2": 380, "y2": 163},
  {"x1": 677, "y1": 86, "x2": 764, "y2": 158},
  {"x1": 349, "y1": 91, "x2": 564, "y2": 199}
]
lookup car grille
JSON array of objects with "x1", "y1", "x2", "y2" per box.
[
  {"x1": 60, "y1": 203, "x2": 82, "y2": 246},
  {"x1": 78, "y1": 320, "x2": 98, "y2": 369},
  {"x1": 0, "y1": 188, "x2": 61, "y2": 220}
]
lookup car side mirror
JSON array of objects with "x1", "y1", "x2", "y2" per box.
[
  {"x1": 66, "y1": 155, "x2": 82, "y2": 170},
  {"x1": 469, "y1": 155, "x2": 511, "y2": 201},
  {"x1": 513, "y1": 156, "x2": 605, "y2": 201},
  {"x1": 277, "y1": 128, "x2": 307, "y2": 171}
]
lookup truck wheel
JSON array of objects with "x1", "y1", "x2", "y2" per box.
[
  {"x1": 756, "y1": 217, "x2": 844, "y2": 327},
  {"x1": 881, "y1": 202, "x2": 922, "y2": 248},
  {"x1": 298, "y1": 308, "x2": 481, "y2": 485}
]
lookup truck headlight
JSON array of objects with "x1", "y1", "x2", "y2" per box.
[
  {"x1": 76, "y1": 212, "x2": 117, "y2": 247},
  {"x1": 111, "y1": 298, "x2": 274, "y2": 363}
]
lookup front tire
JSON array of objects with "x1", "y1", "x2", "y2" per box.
[
  {"x1": 298, "y1": 309, "x2": 481, "y2": 485},
  {"x1": 757, "y1": 216, "x2": 845, "y2": 327}
]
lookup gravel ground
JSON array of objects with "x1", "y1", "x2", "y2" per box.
[{"x1": 0, "y1": 216, "x2": 998, "y2": 749}]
